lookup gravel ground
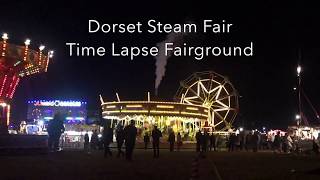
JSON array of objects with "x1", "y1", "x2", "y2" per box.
[{"x1": 1, "y1": 149, "x2": 320, "y2": 180}]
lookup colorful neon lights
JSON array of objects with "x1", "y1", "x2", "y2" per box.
[{"x1": 32, "y1": 100, "x2": 84, "y2": 107}]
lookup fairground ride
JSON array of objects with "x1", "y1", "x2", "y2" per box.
[
  {"x1": 101, "y1": 71, "x2": 239, "y2": 136},
  {"x1": 0, "y1": 33, "x2": 53, "y2": 129},
  {"x1": 288, "y1": 65, "x2": 320, "y2": 140}
]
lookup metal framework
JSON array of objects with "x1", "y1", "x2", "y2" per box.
[
  {"x1": 0, "y1": 33, "x2": 53, "y2": 126},
  {"x1": 176, "y1": 71, "x2": 239, "y2": 131}
]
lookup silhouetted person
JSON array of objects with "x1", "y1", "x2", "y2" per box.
[
  {"x1": 228, "y1": 133, "x2": 236, "y2": 152},
  {"x1": 103, "y1": 126, "x2": 113, "y2": 157},
  {"x1": 177, "y1": 132, "x2": 182, "y2": 151},
  {"x1": 273, "y1": 132, "x2": 281, "y2": 153},
  {"x1": 47, "y1": 113, "x2": 65, "y2": 152},
  {"x1": 116, "y1": 125, "x2": 125, "y2": 157},
  {"x1": 168, "y1": 131, "x2": 175, "y2": 152},
  {"x1": 195, "y1": 130, "x2": 202, "y2": 152},
  {"x1": 143, "y1": 132, "x2": 150, "y2": 150},
  {"x1": 245, "y1": 132, "x2": 253, "y2": 151},
  {"x1": 90, "y1": 130, "x2": 98, "y2": 150},
  {"x1": 235, "y1": 134, "x2": 241, "y2": 151},
  {"x1": 209, "y1": 133, "x2": 216, "y2": 151},
  {"x1": 152, "y1": 125, "x2": 162, "y2": 158},
  {"x1": 312, "y1": 138, "x2": 319, "y2": 155},
  {"x1": 202, "y1": 132, "x2": 209, "y2": 153},
  {"x1": 84, "y1": 131, "x2": 90, "y2": 153},
  {"x1": 252, "y1": 132, "x2": 259, "y2": 152},
  {"x1": 124, "y1": 120, "x2": 137, "y2": 161}
]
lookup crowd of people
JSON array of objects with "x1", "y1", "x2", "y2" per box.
[
  {"x1": 47, "y1": 116, "x2": 320, "y2": 160},
  {"x1": 81, "y1": 121, "x2": 186, "y2": 160}
]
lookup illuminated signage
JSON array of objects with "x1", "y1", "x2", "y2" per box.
[{"x1": 32, "y1": 100, "x2": 85, "y2": 107}]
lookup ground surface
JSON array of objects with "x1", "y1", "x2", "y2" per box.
[{"x1": 1, "y1": 148, "x2": 320, "y2": 180}]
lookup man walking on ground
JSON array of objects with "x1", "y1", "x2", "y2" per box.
[
  {"x1": 177, "y1": 132, "x2": 182, "y2": 151},
  {"x1": 84, "y1": 131, "x2": 90, "y2": 153},
  {"x1": 124, "y1": 120, "x2": 137, "y2": 161},
  {"x1": 209, "y1": 133, "x2": 216, "y2": 151},
  {"x1": 143, "y1": 131, "x2": 150, "y2": 150},
  {"x1": 195, "y1": 130, "x2": 202, "y2": 152},
  {"x1": 116, "y1": 125, "x2": 125, "y2": 157},
  {"x1": 152, "y1": 125, "x2": 162, "y2": 158},
  {"x1": 47, "y1": 113, "x2": 65, "y2": 152},
  {"x1": 103, "y1": 126, "x2": 113, "y2": 157},
  {"x1": 168, "y1": 130, "x2": 175, "y2": 152}
]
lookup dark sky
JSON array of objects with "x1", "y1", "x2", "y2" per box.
[{"x1": 1, "y1": 1, "x2": 319, "y2": 129}]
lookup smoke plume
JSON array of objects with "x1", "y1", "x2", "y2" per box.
[{"x1": 154, "y1": 32, "x2": 185, "y2": 95}]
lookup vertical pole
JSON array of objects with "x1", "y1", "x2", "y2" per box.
[
  {"x1": 6, "y1": 104, "x2": 10, "y2": 126},
  {"x1": 298, "y1": 74, "x2": 302, "y2": 126}
]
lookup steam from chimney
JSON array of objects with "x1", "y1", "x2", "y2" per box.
[{"x1": 154, "y1": 32, "x2": 185, "y2": 95}]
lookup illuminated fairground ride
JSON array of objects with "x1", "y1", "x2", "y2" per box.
[
  {"x1": 0, "y1": 33, "x2": 53, "y2": 128},
  {"x1": 101, "y1": 71, "x2": 239, "y2": 137},
  {"x1": 175, "y1": 71, "x2": 239, "y2": 131}
]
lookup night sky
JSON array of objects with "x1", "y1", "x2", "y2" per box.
[{"x1": 1, "y1": 1, "x2": 319, "y2": 129}]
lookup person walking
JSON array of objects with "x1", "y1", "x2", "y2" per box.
[
  {"x1": 84, "y1": 131, "x2": 90, "y2": 153},
  {"x1": 273, "y1": 131, "x2": 281, "y2": 153},
  {"x1": 202, "y1": 131, "x2": 209, "y2": 153},
  {"x1": 252, "y1": 131, "x2": 259, "y2": 152},
  {"x1": 195, "y1": 130, "x2": 202, "y2": 152},
  {"x1": 124, "y1": 120, "x2": 137, "y2": 161},
  {"x1": 209, "y1": 133, "x2": 216, "y2": 151},
  {"x1": 116, "y1": 125, "x2": 125, "y2": 157},
  {"x1": 103, "y1": 126, "x2": 113, "y2": 158},
  {"x1": 143, "y1": 131, "x2": 150, "y2": 150},
  {"x1": 47, "y1": 113, "x2": 65, "y2": 152},
  {"x1": 177, "y1": 132, "x2": 182, "y2": 151},
  {"x1": 245, "y1": 132, "x2": 252, "y2": 151},
  {"x1": 90, "y1": 130, "x2": 99, "y2": 150},
  {"x1": 152, "y1": 125, "x2": 162, "y2": 158},
  {"x1": 168, "y1": 131, "x2": 175, "y2": 152},
  {"x1": 228, "y1": 133, "x2": 236, "y2": 152}
]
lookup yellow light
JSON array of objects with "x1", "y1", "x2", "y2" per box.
[
  {"x1": 0, "y1": 102, "x2": 7, "y2": 107},
  {"x1": 103, "y1": 110, "x2": 121, "y2": 114},
  {"x1": 166, "y1": 120, "x2": 171, "y2": 126},
  {"x1": 186, "y1": 107, "x2": 199, "y2": 111},
  {"x1": 102, "y1": 101, "x2": 205, "y2": 107},
  {"x1": 121, "y1": 110, "x2": 148, "y2": 113},
  {"x1": 126, "y1": 105, "x2": 143, "y2": 108},
  {"x1": 173, "y1": 125, "x2": 178, "y2": 132},
  {"x1": 7, "y1": 105, "x2": 10, "y2": 126},
  {"x1": 150, "y1": 110, "x2": 180, "y2": 114},
  {"x1": 156, "y1": 105, "x2": 174, "y2": 109},
  {"x1": 181, "y1": 111, "x2": 208, "y2": 117},
  {"x1": 106, "y1": 105, "x2": 116, "y2": 109}
]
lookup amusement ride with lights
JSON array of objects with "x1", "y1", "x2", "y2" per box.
[
  {"x1": 0, "y1": 33, "x2": 53, "y2": 132},
  {"x1": 101, "y1": 71, "x2": 239, "y2": 136}
]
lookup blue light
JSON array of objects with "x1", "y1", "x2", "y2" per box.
[
  {"x1": 44, "y1": 117, "x2": 53, "y2": 120},
  {"x1": 66, "y1": 117, "x2": 74, "y2": 120}
]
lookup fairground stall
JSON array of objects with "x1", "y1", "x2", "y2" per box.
[{"x1": 22, "y1": 99, "x2": 101, "y2": 149}]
